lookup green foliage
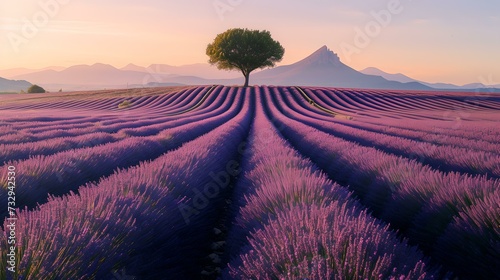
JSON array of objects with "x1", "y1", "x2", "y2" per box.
[
  {"x1": 118, "y1": 100, "x2": 132, "y2": 109},
  {"x1": 206, "y1": 28, "x2": 284, "y2": 87},
  {"x1": 27, "y1": 84, "x2": 46, "y2": 93}
]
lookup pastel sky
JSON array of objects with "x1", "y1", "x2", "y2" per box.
[{"x1": 1, "y1": 0, "x2": 499, "y2": 85}]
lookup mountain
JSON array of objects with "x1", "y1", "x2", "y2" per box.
[
  {"x1": 121, "y1": 63, "x2": 147, "y2": 72},
  {"x1": 11, "y1": 63, "x2": 180, "y2": 91},
  {"x1": 360, "y1": 67, "x2": 460, "y2": 89},
  {"x1": 11, "y1": 62, "x2": 244, "y2": 91},
  {"x1": 8, "y1": 46, "x2": 496, "y2": 91},
  {"x1": 0, "y1": 77, "x2": 32, "y2": 92},
  {"x1": 360, "y1": 67, "x2": 416, "y2": 83},
  {"x1": 0, "y1": 66, "x2": 65, "y2": 79},
  {"x1": 247, "y1": 46, "x2": 431, "y2": 90},
  {"x1": 361, "y1": 67, "x2": 500, "y2": 91},
  {"x1": 127, "y1": 63, "x2": 242, "y2": 79}
]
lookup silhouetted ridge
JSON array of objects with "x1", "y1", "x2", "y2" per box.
[{"x1": 295, "y1": 45, "x2": 342, "y2": 67}]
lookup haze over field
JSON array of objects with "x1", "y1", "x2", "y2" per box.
[{"x1": 1, "y1": 0, "x2": 499, "y2": 87}]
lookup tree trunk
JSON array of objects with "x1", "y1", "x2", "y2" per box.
[{"x1": 243, "y1": 73, "x2": 250, "y2": 87}]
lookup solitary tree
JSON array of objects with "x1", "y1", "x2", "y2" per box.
[
  {"x1": 206, "y1": 28, "x2": 284, "y2": 87},
  {"x1": 27, "y1": 84, "x2": 46, "y2": 93}
]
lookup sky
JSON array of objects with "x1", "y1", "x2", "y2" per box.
[{"x1": 1, "y1": 0, "x2": 499, "y2": 85}]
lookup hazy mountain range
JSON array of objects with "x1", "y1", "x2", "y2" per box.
[
  {"x1": 360, "y1": 67, "x2": 500, "y2": 90},
  {"x1": 0, "y1": 77, "x2": 32, "y2": 93},
  {"x1": 1, "y1": 46, "x2": 499, "y2": 92}
]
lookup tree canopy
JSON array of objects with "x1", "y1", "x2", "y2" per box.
[
  {"x1": 206, "y1": 28, "x2": 284, "y2": 87},
  {"x1": 27, "y1": 84, "x2": 46, "y2": 93}
]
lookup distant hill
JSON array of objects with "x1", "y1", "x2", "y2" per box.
[
  {"x1": 245, "y1": 46, "x2": 432, "y2": 90},
  {"x1": 12, "y1": 63, "x2": 170, "y2": 87},
  {"x1": 361, "y1": 67, "x2": 500, "y2": 91},
  {"x1": 360, "y1": 67, "x2": 416, "y2": 83},
  {"x1": 122, "y1": 63, "x2": 242, "y2": 80},
  {"x1": 11, "y1": 63, "x2": 241, "y2": 91},
  {"x1": 5, "y1": 46, "x2": 498, "y2": 92},
  {"x1": 0, "y1": 77, "x2": 32, "y2": 92},
  {"x1": 0, "y1": 66, "x2": 64, "y2": 79}
]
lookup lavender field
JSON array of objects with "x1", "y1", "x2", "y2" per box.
[{"x1": 0, "y1": 86, "x2": 499, "y2": 279}]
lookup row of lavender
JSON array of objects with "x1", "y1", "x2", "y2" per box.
[
  {"x1": 0, "y1": 85, "x2": 498, "y2": 279},
  {"x1": 318, "y1": 87, "x2": 500, "y2": 140},
  {"x1": 0, "y1": 88, "x2": 253, "y2": 279},
  {"x1": 0, "y1": 87, "x2": 181, "y2": 131},
  {"x1": 0, "y1": 86, "x2": 213, "y2": 144},
  {"x1": 266, "y1": 86, "x2": 499, "y2": 279},
  {"x1": 311, "y1": 87, "x2": 500, "y2": 120},
  {"x1": 0, "y1": 86, "x2": 233, "y2": 163},
  {"x1": 0, "y1": 86, "x2": 192, "y2": 113},
  {"x1": 306, "y1": 88, "x2": 500, "y2": 153},
  {"x1": 0, "y1": 86, "x2": 244, "y2": 220},
  {"x1": 283, "y1": 87, "x2": 500, "y2": 178},
  {"x1": 221, "y1": 91, "x2": 438, "y2": 279},
  {"x1": 0, "y1": 86, "x2": 438, "y2": 280}
]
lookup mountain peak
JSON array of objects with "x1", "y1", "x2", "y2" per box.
[
  {"x1": 91, "y1": 63, "x2": 117, "y2": 70},
  {"x1": 121, "y1": 63, "x2": 147, "y2": 72},
  {"x1": 318, "y1": 45, "x2": 329, "y2": 51},
  {"x1": 294, "y1": 45, "x2": 342, "y2": 67}
]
